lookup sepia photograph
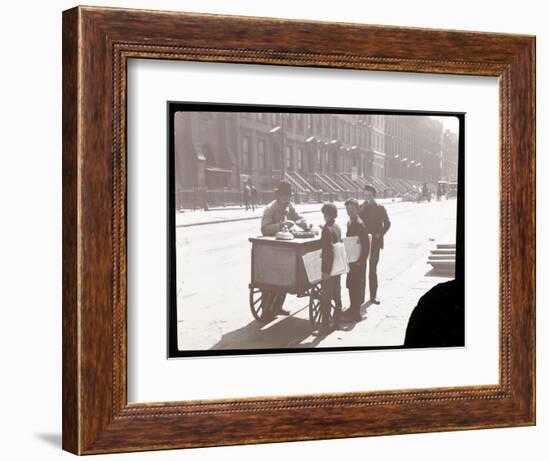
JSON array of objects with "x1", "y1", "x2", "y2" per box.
[
  {"x1": 54, "y1": 3, "x2": 537, "y2": 455},
  {"x1": 168, "y1": 103, "x2": 464, "y2": 357}
]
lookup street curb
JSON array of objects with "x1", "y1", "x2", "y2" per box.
[
  {"x1": 176, "y1": 205, "x2": 333, "y2": 228},
  {"x1": 176, "y1": 198, "x2": 402, "y2": 228}
]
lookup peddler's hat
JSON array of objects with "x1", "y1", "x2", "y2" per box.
[
  {"x1": 364, "y1": 184, "x2": 377, "y2": 195},
  {"x1": 344, "y1": 197, "x2": 360, "y2": 208},
  {"x1": 275, "y1": 180, "x2": 292, "y2": 196}
]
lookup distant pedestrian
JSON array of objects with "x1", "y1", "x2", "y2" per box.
[
  {"x1": 422, "y1": 182, "x2": 431, "y2": 202},
  {"x1": 343, "y1": 198, "x2": 369, "y2": 322},
  {"x1": 316, "y1": 202, "x2": 343, "y2": 335},
  {"x1": 243, "y1": 183, "x2": 251, "y2": 211},
  {"x1": 359, "y1": 185, "x2": 391, "y2": 304},
  {"x1": 250, "y1": 184, "x2": 258, "y2": 211}
]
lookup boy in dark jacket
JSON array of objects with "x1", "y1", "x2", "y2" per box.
[
  {"x1": 343, "y1": 198, "x2": 369, "y2": 322},
  {"x1": 318, "y1": 202, "x2": 343, "y2": 334},
  {"x1": 359, "y1": 184, "x2": 391, "y2": 304}
]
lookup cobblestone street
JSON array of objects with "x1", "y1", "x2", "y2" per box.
[{"x1": 176, "y1": 198, "x2": 457, "y2": 352}]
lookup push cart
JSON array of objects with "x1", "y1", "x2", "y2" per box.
[{"x1": 248, "y1": 236, "x2": 338, "y2": 330}]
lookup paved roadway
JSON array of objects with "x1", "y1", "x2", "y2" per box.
[{"x1": 176, "y1": 198, "x2": 457, "y2": 352}]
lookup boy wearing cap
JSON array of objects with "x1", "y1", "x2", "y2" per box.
[
  {"x1": 343, "y1": 198, "x2": 369, "y2": 322},
  {"x1": 317, "y1": 202, "x2": 343, "y2": 334}
]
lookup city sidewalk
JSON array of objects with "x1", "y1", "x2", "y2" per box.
[
  {"x1": 176, "y1": 197, "x2": 403, "y2": 227},
  {"x1": 311, "y1": 229, "x2": 455, "y2": 348}
]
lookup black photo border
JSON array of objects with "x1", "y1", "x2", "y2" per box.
[{"x1": 166, "y1": 101, "x2": 465, "y2": 359}]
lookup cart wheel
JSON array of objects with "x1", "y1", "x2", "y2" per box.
[
  {"x1": 249, "y1": 287, "x2": 278, "y2": 323},
  {"x1": 309, "y1": 284, "x2": 336, "y2": 330},
  {"x1": 249, "y1": 287, "x2": 268, "y2": 322}
]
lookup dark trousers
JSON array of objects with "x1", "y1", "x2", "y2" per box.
[
  {"x1": 368, "y1": 237, "x2": 381, "y2": 299},
  {"x1": 321, "y1": 275, "x2": 342, "y2": 327},
  {"x1": 346, "y1": 257, "x2": 367, "y2": 312}
]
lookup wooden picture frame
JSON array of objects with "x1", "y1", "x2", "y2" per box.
[{"x1": 62, "y1": 5, "x2": 535, "y2": 455}]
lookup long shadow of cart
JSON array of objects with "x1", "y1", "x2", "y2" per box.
[
  {"x1": 210, "y1": 314, "x2": 319, "y2": 351},
  {"x1": 210, "y1": 302, "x2": 360, "y2": 351}
]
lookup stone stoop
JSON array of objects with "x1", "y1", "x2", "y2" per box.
[{"x1": 428, "y1": 243, "x2": 456, "y2": 276}]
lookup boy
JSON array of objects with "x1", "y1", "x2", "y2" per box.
[
  {"x1": 343, "y1": 198, "x2": 369, "y2": 322},
  {"x1": 359, "y1": 184, "x2": 391, "y2": 304},
  {"x1": 318, "y1": 202, "x2": 343, "y2": 334}
]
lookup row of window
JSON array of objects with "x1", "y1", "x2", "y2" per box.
[
  {"x1": 200, "y1": 112, "x2": 446, "y2": 154},
  {"x1": 241, "y1": 135, "x2": 365, "y2": 173},
  {"x1": 242, "y1": 136, "x2": 306, "y2": 170},
  {"x1": 242, "y1": 137, "x2": 270, "y2": 170},
  {"x1": 239, "y1": 113, "x2": 385, "y2": 146}
]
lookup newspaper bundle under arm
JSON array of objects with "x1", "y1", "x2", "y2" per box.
[
  {"x1": 343, "y1": 236, "x2": 361, "y2": 263},
  {"x1": 302, "y1": 241, "x2": 350, "y2": 285}
]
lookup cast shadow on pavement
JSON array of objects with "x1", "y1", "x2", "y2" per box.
[
  {"x1": 210, "y1": 315, "x2": 318, "y2": 351},
  {"x1": 210, "y1": 305, "x2": 368, "y2": 351}
]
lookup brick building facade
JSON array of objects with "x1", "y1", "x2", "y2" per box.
[{"x1": 174, "y1": 111, "x2": 458, "y2": 208}]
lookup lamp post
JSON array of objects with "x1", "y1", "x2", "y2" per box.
[
  {"x1": 269, "y1": 119, "x2": 286, "y2": 181},
  {"x1": 350, "y1": 145, "x2": 358, "y2": 179},
  {"x1": 305, "y1": 135, "x2": 315, "y2": 175},
  {"x1": 394, "y1": 154, "x2": 399, "y2": 178},
  {"x1": 328, "y1": 139, "x2": 338, "y2": 173},
  {"x1": 401, "y1": 157, "x2": 408, "y2": 179}
]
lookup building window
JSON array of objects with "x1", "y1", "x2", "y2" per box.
[
  {"x1": 241, "y1": 136, "x2": 250, "y2": 169},
  {"x1": 285, "y1": 146, "x2": 292, "y2": 169},
  {"x1": 202, "y1": 144, "x2": 215, "y2": 166},
  {"x1": 285, "y1": 114, "x2": 293, "y2": 131},
  {"x1": 296, "y1": 113, "x2": 304, "y2": 132},
  {"x1": 315, "y1": 115, "x2": 322, "y2": 133},
  {"x1": 273, "y1": 146, "x2": 281, "y2": 170},
  {"x1": 258, "y1": 139, "x2": 266, "y2": 170},
  {"x1": 297, "y1": 148, "x2": 303, "y2": 171},
  {"x1": 316, "y1": 148, "x2": 321, "y2": 171}
]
